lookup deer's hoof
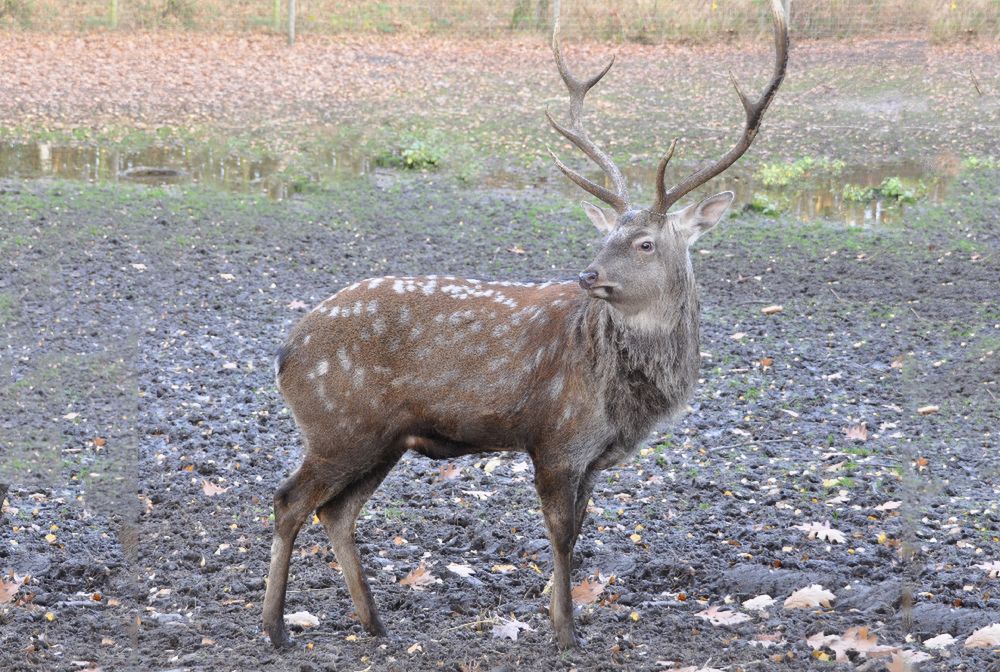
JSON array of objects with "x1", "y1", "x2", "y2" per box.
[
  {"x1": 266, "y1": 625, "x2": 293, "y2": 649},
  {"x1": 556, "y1": 629, "x2": 585, "y2": 651}
]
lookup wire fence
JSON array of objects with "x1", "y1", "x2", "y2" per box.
[{"x1": 0, "y1": 0, "x2": 997, "y2": 42}]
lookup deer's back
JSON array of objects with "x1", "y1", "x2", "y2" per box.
[{"x1": 276, "y1": 276, "x2": 609, "y2": 456}]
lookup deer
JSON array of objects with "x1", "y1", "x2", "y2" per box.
[{"x1": 263, "y1": 0, "x2": 788, "y2": 651}]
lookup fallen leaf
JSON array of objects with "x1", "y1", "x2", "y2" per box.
[
  {"x1": 202, "y1": 480, "x2": 229, "y2": 497},
  {"x1": 63, "y1": 412, "x2": 80, "y2": 420},
  {"x1": 407, "y1": 642, "x2": 422, "y2": 654},
  {"x1": 696, "y1": 605, "x2": 751, "y2": 626},
  {"x1": 890, "y1": 355, "x2": 906, "y2": 369},
  {"x1": 964, "y1": 623, "x2": 1000, "y2": 648},
  {"x1": 974, "y1": 561, "x2": 1000, "y2": 579},
  {"x1": 286, "y1": 300, "x2": 309, "y2": 310},
  {"x1": 844, "y1": 422, "x2": 868, "y2": 442},
  {"x1": 399, "y1": 562, "x2": 439, "y2": 591},
  {"x1": 759, "y1": 357, "x2": 774, "y2": 368},
  {"x1": 793, "y1": 521, "x2": 846, "y2": 544},
  {"x1": 392, "y1": 536, "x2": 407, "y2": 546},
  {"x1": 482, "y1": 457, "x2": 504, "y2": 474},
  {"x1": 0, "y1": 578, "x2": 19, "y2": 603},
  {"x1": 571, "y1": 576, "x2": 608, "y2": 605},
  {"x1": 742, "y1": 594, "x2": 775, "y2": 611},
  {"x1": 917, "y1": 405, "x2": 939, "y2": 415},
  {"x1": 446, "y1": 563, "x2": 475, "y2": 578},
  {"x1": 284, "y1": 611, "x2": 319, "y2": 628},
  {"x1": 886, "y1": 650, "x2": 932, "y2": 671},
  {"x1": 784, "y1": 584, "x2": 835, "y2": 610},
  {"x1": 491, "y1": 564, "x2": 516, "y2": 573},
  {"x1": 492, "y1": 617, "x2": 532, "y2": 641},
  {"x1": 751, "y1": 632, "x2": 785, "y2": 648},
  {"x1": 829, "y1": 626, "x2": 879, "y2": 662},
  {"x1": 923, "y1": 633, "x2": 955, "y2": 650},
  {"x1": 201, "y1": 637, "x2": 216, "y2": 646},
  {"x1": 461, "y1": 489, "x2": 493, "y2": 500},
  {"x1": 436, "y1": 463, "x2": 461, "y2": 482},
  {"x1": 874, "y1": 501, "x2": 902, "y2": 512},
  {"x1": 93, "y1": 437, "x2": 106, "y2": 447},
  {"x1": 761, "y1": 304, "x2": 783, "y2": 315},
  {"x1": 507, "y1": 245, "x2": 526, "y2": 255}
]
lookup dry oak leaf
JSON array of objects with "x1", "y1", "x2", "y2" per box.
[
  {"x1": 665, "y1": 666, "x2": 725, "y2": 672},
  {"x1": 742, "y1": 594, "x2": 775, "y2": 612},
  {"x1": 886, "y1": 650, "x2": 932, "y2": 671},
  {"x1": 975, "y1": 561, "x2": 1000, "y2": 579},
  {"x1": 964, "y1": 623, "x2": 1000, "y2": 648},
  {"x1": 286, "y1": 299, "x2": 309, "y2": 311},
  {"x1": 874, "y1": 500, "x2": 902, "y2": 512},
  {"x1": 491, "y1": 616, "x2": 532, "y2": 641},
  {"x1": 283, "y1": 611, "x2": 319, "y2": 628},
  {"x1": 784, "y1": 584, "x2": 835, "y2": 610},
  {"x1": 844, "y1": 422, "x2": 869, "y2": 442},
  {"x1": 446, "y1": 563, "x2": 475, "y2": 578},
  {"x1": 922, "y1": 633, "x2": 955, "y2": 650},
  {"x1": 696, "y1": 605, "x2": 751, "y2": 626},
  {"x1": 761, "y1": 305, "x2": 784, "y2": 315},
  {"x1": 0, "y1": 578, "x2": 19, "y2": 603},
  {"x1": 571, "y1": 576, "x2": 608, "y2": 606},
  {"x1": 435, "y1": 463, "x2": 461, "y2": 482},
  {"x1": 201, "y1": 480, "x2": 229, "y2": 497},
  {"x1": 829, "y1": 626, "x2": 879, "y2": 662},
  {"x1": 399, "y1": 562, "x2": 439, "y2": 591},
  {"x1": 793, "y1": 521, "x2": 846, "y2": 544}
]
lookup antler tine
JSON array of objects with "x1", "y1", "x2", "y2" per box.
[
  {"x1": 547, "y1": 0, "x2": 629, "y2": 214},
  {"x1": 652, "y1": 0, "x2": 789, "y2": 215}
]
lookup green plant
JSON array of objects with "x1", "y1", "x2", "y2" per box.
[
  {"x1": 755, "y1": 156, "x2": 845, "y2": 187},
  {"x1": 961, "y1": 156, "x2": 998, "y2": 170},
  {"x1": 842, "y1": 183, "x2": 873, "y2": 202},
  {"x1": 878, "y1": 176, "x2": 925, "y2": 203},
  {"x1": 375, "y1": 137, "x2": 444, "y2": 170},
  {"x1": 747, "y1": 193, "x2": 782, "y2": 216}
]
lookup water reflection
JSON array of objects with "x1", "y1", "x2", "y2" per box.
[{"x1": 0, "y1": 141, "x2": 953, "y2": 225}]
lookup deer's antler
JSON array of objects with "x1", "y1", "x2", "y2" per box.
[
  {"x1": 546, "y1": 0, "x2": 629, "y2": 214},
  {"x1": 651, "y1": 0, "x2": 789, "y2": 215}
]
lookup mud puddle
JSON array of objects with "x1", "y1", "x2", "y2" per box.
[{"x1": 0, "y1": 140, "x2": 954, "y2": 225}]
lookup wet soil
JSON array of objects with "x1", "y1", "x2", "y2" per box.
[{"x1": 1, "y1": 33, "x2": 999, "y2": 672}]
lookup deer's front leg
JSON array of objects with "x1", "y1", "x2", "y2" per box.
[{"x1": 535, "y1": 466, "x2": 582, "y2": 650}]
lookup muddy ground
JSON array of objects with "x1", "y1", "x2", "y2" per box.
[{"x1": 1, "y1": 35, "x2": 999, "y2": 672}]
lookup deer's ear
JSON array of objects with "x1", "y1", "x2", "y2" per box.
[
  {"x1": 677, "y1": 191, "x2": 734, "y2": 244},
  {"x1": 581, "y1": 201, "x2": 615, "y2": 234}
]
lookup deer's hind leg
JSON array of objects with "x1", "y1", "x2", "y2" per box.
[
  {"x1": 317, "y1": 453, "x2": 401, "y2": 637},
  {"x1": 263, "y1": 459, "x2": 352, "y2": 648}
]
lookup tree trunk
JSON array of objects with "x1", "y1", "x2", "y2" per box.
[{"x1": 288, "y1": 0, "x2": 296, "y2": 45}]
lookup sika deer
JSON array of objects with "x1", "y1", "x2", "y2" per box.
[{"x1": 264, "y1": 0, "x2": 788, "y2": 650}]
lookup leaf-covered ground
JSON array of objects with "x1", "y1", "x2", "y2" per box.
[{"x1": 1, "y1": 32, "x2": 999, "y2": 672}]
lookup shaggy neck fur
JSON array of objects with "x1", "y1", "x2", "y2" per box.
[{"x1": 571, "y1": 277, "x2": 702, "y2": 445}]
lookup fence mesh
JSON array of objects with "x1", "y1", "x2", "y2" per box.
[{"x1": 1, "y1": 1, "x2": 997, "y2": 41}]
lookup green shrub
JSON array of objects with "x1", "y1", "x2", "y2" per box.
[
  {"x1": 375, "y1": 137, "x2": 443, "y2": 170},
  {"x1": 756, "y1": 157, "x2": 845, "y2": 187},
  {"x1": 747, "y1": 193, "x2": 782, "y2": 216}
]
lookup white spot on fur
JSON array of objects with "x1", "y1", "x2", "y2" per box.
[
  {"x1": 337, "y1": 347, "x2": 351, "y2": 372},
  {"x1": 303, "y1": 334, "x2": 311, "y2": 346},
  {"x1": 367, "y1": 300, "x2": 379, "y2": 314},
  {"x1": 393, "y1": 279, "x2": 405, "y2": 294},
  {"x1": 313, "y1": 360, "x2": 329, "y2": 377},
  {"x1": 368, "y1": 278, "x2": 385, "y2": 289},
  {"x1": 352, "y1": 301, "x2": 363, "y2": 316},
  {"x1": 421, "y1": 278, "x2": 437, "y2": 295},
  {"x1": 548, "y1": 374, "x2": 564, "y2": 399},
  {"x1": 372, "y1": 317, "x2": 386, "y2": 336},
  {"x1": 400, "y1": 306, "x2": 412, "y2": 324},
  {"x1": 329, "y1": 306, "x2": 341, "y2": 318},
  {"x1": 352, "y1": 368, "x2": 365, "y2": 389}
]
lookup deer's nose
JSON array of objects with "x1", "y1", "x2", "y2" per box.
[{"x1": 578, "y1": 269, "x2": 599, "y2": 289}]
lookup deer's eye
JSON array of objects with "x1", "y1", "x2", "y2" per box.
[{"x1": 637, "y1": 240, "x2": 654, "y2": 252}]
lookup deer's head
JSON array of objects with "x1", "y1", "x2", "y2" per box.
[{"x1": 547, "y1": 0, "x2": 788, "y2": 320}]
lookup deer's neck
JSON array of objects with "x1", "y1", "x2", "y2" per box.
[{"x1": 574, "y1": 285, "x2": 701, "y2": 440}]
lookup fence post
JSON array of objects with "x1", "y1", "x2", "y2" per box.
[{"x1": 288, "y1": 0, "x2": 297, "y2": 45}]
